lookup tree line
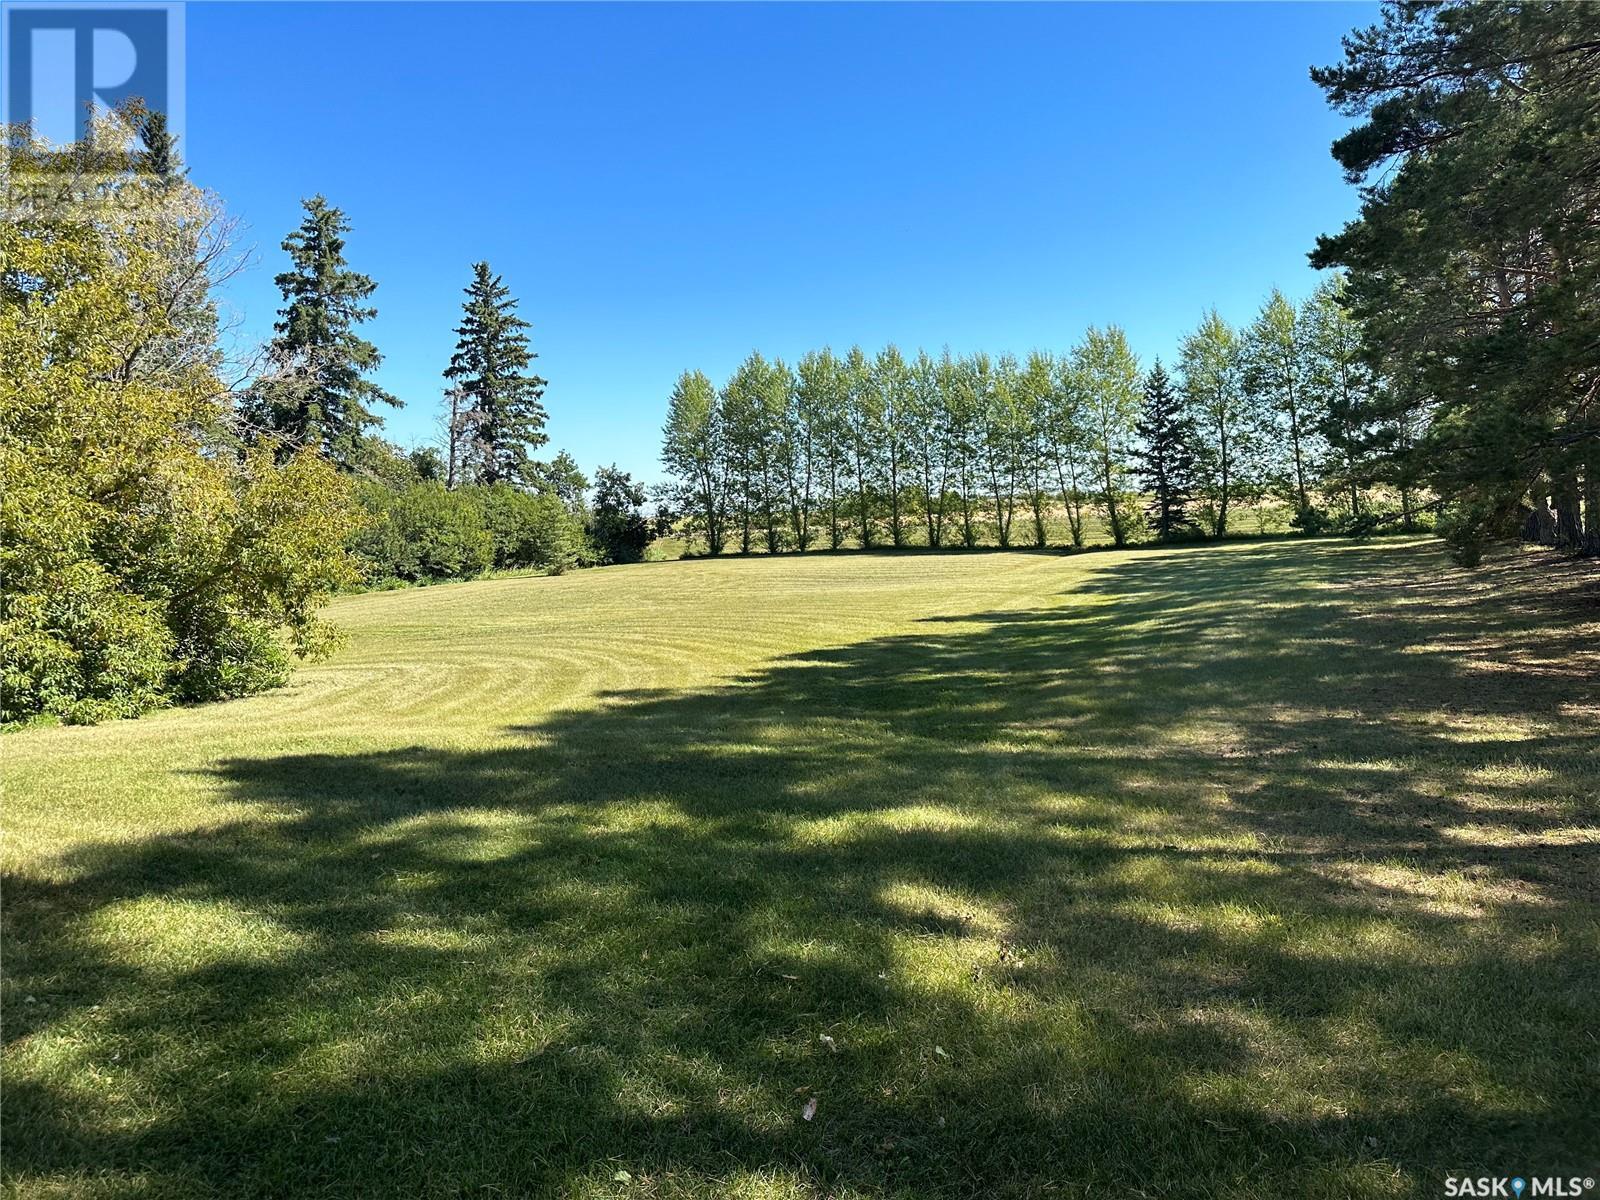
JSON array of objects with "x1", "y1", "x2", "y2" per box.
[
  {"x1": 660, "y1": 279, "x2": 1410, "y2": 555},
  {"x1": 2, "y1": 111, "x2": 651, "y2": 724},
  {"x1": 4, "y1": 1, "x2": 1593, "y2": 725},
  {"x1": 659, "y1": 1, "x2": 1598, "y2": 566}
]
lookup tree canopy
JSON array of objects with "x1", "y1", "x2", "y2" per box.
[{"x1": 1310, "y1": 0, "x2": 1600, "y2": 562}]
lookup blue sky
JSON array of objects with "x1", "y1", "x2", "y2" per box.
[{"x1": 184, "y1": 1, "x2": 1376, "y2": 484}]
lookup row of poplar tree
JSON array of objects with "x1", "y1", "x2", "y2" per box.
[
  {"x1": 661, "y1": 278, "x2": 1404, "y2": 555},
  {"x1": 662, "y1": 3, "x2": 1600, "y2": 566}
]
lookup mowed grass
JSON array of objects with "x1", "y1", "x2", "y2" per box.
[{"x1": 4, "y1": 539, "x2": 1598, "y2": 1199}]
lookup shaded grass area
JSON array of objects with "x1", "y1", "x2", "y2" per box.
[{"x1": 4, "y1": 540, "x2": 1598, "y2": 1198}]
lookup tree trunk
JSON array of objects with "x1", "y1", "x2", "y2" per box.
[
  {"x1": 1102, "y1": 452, "x2": 1124, "y2": 547},
  {"x1": 445, "y1": 390, "x2": 461, "y2": 489},
  {"x1": 1553, "y1": 472, "x2": 1583, "y2": 551},
  {"x1": 828, "y1": 459, "x2": 842, "y2": 550},
  {"x1": 990, "y1": 468, "x2": 1010, "y2": 548},
  {"x1": 1584, "y1": 451, "x2": 1600, "y2": 554},
  {"x1": 1215, "y1": 419, "x2": 1231, "y2": 536},
  {"x1": 888, "y1": 442, "x2": 903, "y2": 548}
]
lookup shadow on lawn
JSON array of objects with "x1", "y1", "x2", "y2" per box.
[{"x1": 6, "y1": 542, "x2": 1598, "y2": 1197}]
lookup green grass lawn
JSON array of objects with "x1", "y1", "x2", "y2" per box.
[{"x1": 5, "y1": 539, "x2": 1597, "y2": 1199}]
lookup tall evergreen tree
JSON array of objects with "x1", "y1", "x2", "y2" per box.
[
  {"x1": 249, "y1": 196, "x2": 397, "y2": 467},
  {"x1": 1134, "y1": 360, "x2": 1198, "y2": 540},
  {"x1": 1311, "y1": 1, "x2": 1600, "y2": 562},
  {"x1": 444, "y1": 262, "x2": 548, "y2": 487}
]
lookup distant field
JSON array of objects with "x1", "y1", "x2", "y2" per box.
[{"x1": 5, "y1": 539, "x2": 1597, "y2": 1199}]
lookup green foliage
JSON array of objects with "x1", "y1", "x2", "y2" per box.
[
  {"x1": 1, "y1": 563, "x2": 173, "y2": 725},
  {"x1": 169, "y1": 611, "x2": 292, "y2": 704},
  {"x1": 588, "y1": 466, "x2": 653, "y2": 565},
  {"x1": 350, "y1": 477, "x2": 592, "y2": 584},
  {"x1": 1304, "y1": 277, "x2": 1392, "y2": 523},
  {"x1": 1312, "y1": 0, "x2": 1600, "y2": 559},
  {"x1": 798, "y1": 349, "x2": 851, "y2": 550},
  {"x1": 472, "y1": 484, "x2": 584, "y2": 574},
  {"x1": 1074, "y1": 326, "x2": 1142, "y2": 548},
  {"x1": 353, "y1": 483, "x2": 494, "y2": 583},
  {"x1": 1242, "y1": 288, "x2": 1324, "y2": 519},
  {"x1": 661, "y1": 369, "x2": 729, "y2": 555},
  {"x1": 527, "y1": 450, "x2": 589, "y2": 517},
  {"x1": 1, "y1": 126, "x2": 362, "y2": 724},
  {"x1": 409, "y1": 445, "x2": 445, "y2": 482},
  {"x1": 243, "y1": 196, "x2": 399, "y2": 467},
  {"x1": 720, "y1": 351, "x2": 792, "y2": 554},
  {"x1": 1179, "y1": 310, "x2": 1256, "y2": 537},
  {"x1": 444, "y1": 262, "x2": 549, "y2": 487},
  {"x1": 1134, "y1": 360, "x2": 1199, "y2": 540}
]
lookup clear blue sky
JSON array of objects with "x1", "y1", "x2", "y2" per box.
[{"x1": 185, "y1": 1, "x2": 1375, "y2": 485}]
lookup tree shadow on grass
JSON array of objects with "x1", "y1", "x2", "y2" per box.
[{"x1": 6, "y1": 542, "x2": 1598, "y2": 1197}]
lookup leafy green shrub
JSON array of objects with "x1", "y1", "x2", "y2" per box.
[
  {"x1": 469, "y1": 484, "x2": 542, "y2": 568},
  {"x1": 464, "y1": 484, "x2": 584, "y2": 574},
  {"x1": 170, "y1": 612, "x2": 292, "y2": 703},
  {"x1": 1291, "y1": 506, "x2": 1332, "y2": 535},
  {"x1": 354, "y1": 484, "x2": 494, "y2": 582},
  {"x1": 587, "y1": 466, "x2": 653, "y2": 565},
  {"x1": 519, "y1": 492, "x2": 584, "y2": 575},
  {"x1": 0, "y1": 563, "x2": 173, "y2": 724},
  {"x1": 2, "y1": 150, "x2": 364, "y2": 725}
]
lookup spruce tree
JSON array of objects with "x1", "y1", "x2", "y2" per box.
[
  {"x1": 444, "y1": 262, "x2": 548, "y2": 487},
  {"x1": 1134, "y1": 360, "x2": 1198, "y2": 540},
  {"x1": 1311, "y1": 2, "x2": 1600, "y2": 562},
  {"x1": 251, "y1": 196, "x2": 397, "y2": 467}
]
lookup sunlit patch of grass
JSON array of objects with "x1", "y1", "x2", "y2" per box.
[
  {"x1": 77, "y1": 898, "x2": 308, "y2": 973},
  {"x1": 5, "y1": 538, "x2": 1597, "y2": 1197}
]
